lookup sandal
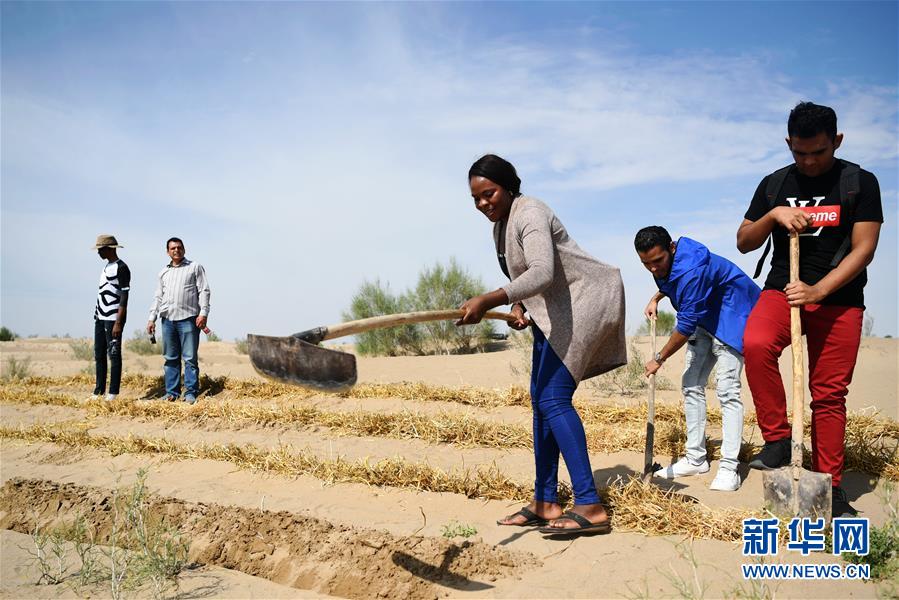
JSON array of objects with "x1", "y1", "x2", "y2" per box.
[
  {"x1": 538, "y1": 510, "x2": 611, "y2": 536},
  {"x1": 496, "y1": 506, "x2": 549, "y2": 527}
]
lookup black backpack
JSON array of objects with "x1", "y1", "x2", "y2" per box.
[{"x1": 752, "y1": 159, "x2": 861, "y2": 279}]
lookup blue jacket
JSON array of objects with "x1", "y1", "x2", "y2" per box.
[{"x1": 655, "y1": 237, "x2": 760, "y2": 353}]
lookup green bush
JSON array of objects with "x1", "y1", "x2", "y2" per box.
[
  {"x1": 124, "y1": 329, "x2": 163, "y2": 356},
  {"x1": 3, "y1": 356, "x2": 33, "y2": 380},
  {"x1": 0, "y1": 326, "x2": 17, "y2": 341},
  {"x1": 637, "y1": 310, "x2": 676, "y2": 336},
  {"x1": 344, "y1": 280, "x2": 421, "y2": 356},
  {"x1": 234, "y1": 338, "x2": 249, "y2": 354},
  {"x1": 344, "y1": 259, "x2": 496, "y2": 356},
  {"x1": 405, "y1": 259, "x2": 495, "y2": 354},
  {"x1": 69, "y1": 339, "x2": 94, "y2": 361}
]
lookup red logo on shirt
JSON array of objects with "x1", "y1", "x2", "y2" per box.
[{"x1": 798, "y1": 205, "x2": 841, "y2": 227}]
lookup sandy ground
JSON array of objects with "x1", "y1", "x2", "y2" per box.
[{"x1": 0, "y1": 337, "x2": 896, "y2": 599}]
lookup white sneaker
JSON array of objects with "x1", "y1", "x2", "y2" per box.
[
  {"x1": 105, "y1": 393, "x2": 118, "y2": 401},
  {"x1": 653, "y1": 457, "x2": 710, "y2": 479},
  {"x1": 709, "y1": 469, "x2": 741, "y2": 491}
]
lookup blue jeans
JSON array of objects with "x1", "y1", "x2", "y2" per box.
[
  {"x1": 161, "y1": 317, "x2": 200, "y2": 397},
  {"x1": 93, "y1": 319, "x2": 122, "y2": 395},
  {"x1": 531, "y1": 326, "x2": 601, "y2": 505},
  {"x1": 682, "y1": 327, "x2": 745, "y2": 472}
]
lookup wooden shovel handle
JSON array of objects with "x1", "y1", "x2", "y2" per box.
[
  {"x1": 790, "y1": 233, "x2": 804, "y2": 470},
  {"x1": 322, "y1": 309, "x2": 521, "y2": 342}
]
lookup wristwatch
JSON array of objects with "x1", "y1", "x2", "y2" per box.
[{"x1": 654, "y1": 352, "x2": 665, "y2": 365}]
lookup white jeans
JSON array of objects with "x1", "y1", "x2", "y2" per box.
[{"x1": 682, "y1": 327, "x2": 744, "y2": 472}]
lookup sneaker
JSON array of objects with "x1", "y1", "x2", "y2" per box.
[
  {"x1": 104, "y1": 393, "x2": 118, "y2": 401},
  {"x1": 653, "y1": 457, "x2": 710, "y2": 479},
  {"x1": 162, "y1": 394, "x2": 177, "y2": 402},
  {"x1": 748, "y1": 438, "x2": 791, "y2": 470},
  {"x1": 709, "y1": 469, "x2": 741, "y2": 491},
  {"x1": 184, "y1": 395, "x2": 197, "y2": 405},
  {"x1": 832, "y1": 486, "x2": 858, "y2": 518}
]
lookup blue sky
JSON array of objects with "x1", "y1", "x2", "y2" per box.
[{"x1": 2, "y1": 1, "x2": 897, "y2": 340}]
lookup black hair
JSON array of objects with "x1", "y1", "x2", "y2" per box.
[
  {"x1": 634, "y1": 226, "x2": 672, "y2": 253},
  {"x1": 787, "y1": 102, "x2": 837, "y2": 141},
  {"x1": 166, "y1": 237, "x2": 184, "y2": 249},
  {"x1": 468, "y1": 154, "x2": 522, "y2": 197}
]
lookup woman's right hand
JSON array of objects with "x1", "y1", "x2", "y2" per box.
[
  {"x1": 644, "y1": 298, "x2": 659, "y2": 320},
  {"x1": 509, "y1": 303, "x2": 529, "y2": 330}
]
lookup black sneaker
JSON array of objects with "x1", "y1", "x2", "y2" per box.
[
  {"x1": 832, "y1": 486, "x2": 858, "y2": 518},
  {"x1": 748, "y1": 437, "x2": 791, "y2": 470}
]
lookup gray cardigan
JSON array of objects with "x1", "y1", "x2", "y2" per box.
[{"x1": 495, "y1": 196, "x2": 627, "y2": 383}]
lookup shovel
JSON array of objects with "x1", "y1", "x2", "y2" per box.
[
  {"x1": 762, "y1": 232, "x2": 832, "y2": 521},
  {"x1": 643, "y1": 316, "x2": 662, "y2": 483},
  {"x1": 248, "y1": 309, "x2": 521, "y2": 392}
]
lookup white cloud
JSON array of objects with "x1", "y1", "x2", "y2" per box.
[{"x1": 2, "y1": 6, "x2": 896, "y2": 339}]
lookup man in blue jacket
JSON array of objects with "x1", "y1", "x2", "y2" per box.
[{"x1": 634, "y1": 226, "x2": 761, "y2": 491}]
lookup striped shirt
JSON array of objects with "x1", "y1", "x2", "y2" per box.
[
  {"x1": 95, "y1": 260, "x2": 131, "y2": 321},
  {"x1": 147, "y1": 258, "x2": 211, "y2": 322}
]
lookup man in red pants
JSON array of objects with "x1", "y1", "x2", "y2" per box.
[{"x1": 737, "y1": 102, "x2": 883, "y2": 518}]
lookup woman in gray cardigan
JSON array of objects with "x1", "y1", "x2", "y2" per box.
[{"x1": 457, "y1": 154, "x2": 627, "y2": 536}]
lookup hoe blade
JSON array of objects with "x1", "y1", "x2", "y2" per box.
[{"x1": 247, "y1": 334, "x2": 357, "y2": 392}]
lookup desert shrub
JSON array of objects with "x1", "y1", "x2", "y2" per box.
[
  {"x1": 637, "y1": 311, "x2": 676, "y2": 336},
  {"x1": 405, "y1": 259, "x2": 495, "y2": 354},
  {"x1": 344, "y1": 260, "x2": 496, "y2": 356},
  {"x1": 586, "y1": 341, "x2": 673, "y2": 397},
  {"x1": 124, "y1": 329, "x2": 163, "y2": 356},
  {"x1": 0, "y1": 326, "x2": 17, "y2": 341},
  {"x1": 234, "y1": 338, "x2": 249, "y2": 354},
  {"x1": 2, "y1": 356, "x2": 33, "y2": 379},
  {"x1": 344, "y1": 280, "x2": 421, "y2": 356},
  {"x1": 69, "y1": 339, "x2": 94, "y2": 361},
  {"x1": 204, "y1": 330, "x2": 221, "y2": 342}
]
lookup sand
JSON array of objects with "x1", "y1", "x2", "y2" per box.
[{"x1": 0, "y1": 336, "x2": 896, "y2": 599}]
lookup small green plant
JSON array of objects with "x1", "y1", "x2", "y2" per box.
[
  {"x1": 638, "y1": 311, "x2": 677, "y2": 336},
  {"x1": 69, "y1": 339, "x2": 94, "y2": 361},
  {"x1": 67, "y1": 516, "x2": 104, "y2": 588},
  {"x1": 843, "y1": 481, "x2": 899, "y2": 582},
  {"x1": 125, "y1": 329, "x2": 163, "y2": 356},
  {"x1": 440, "y1": 520, "x2": 478, "y2": 538},
  {"x1": 234, "y1": 338, "x2": 249, "y2": 354},
  {"x1": 3, "y1": 356, "x2": 33, "y2": 380},
  {"x1": 204, "y1": 331, "x2": 221, "y2": 342},
  {"x1": 0, "y1": 325, "x2": 17, "y2": 341},
  {"x1": 25, "y1": 522, "x2": 69, "y2": 585}
]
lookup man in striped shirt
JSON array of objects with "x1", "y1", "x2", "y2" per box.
[
  {"x1": 93, "y1": 234, "x2": 130, "y2": 401},
  {"x1": 146, "y1": 237, "x2": 211, "y2": 405}
]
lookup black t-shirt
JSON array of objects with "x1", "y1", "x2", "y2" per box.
[{"x1": 744, "y1": 160, "x2": 882, "y2": 308}]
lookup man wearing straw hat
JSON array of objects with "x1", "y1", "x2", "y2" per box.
[
  {"x1": 92, "y1": 234, "x2": 131, "y2": 401},
  {"x1": 635, "y1": 226, "x2": 760, "y2": 491}
]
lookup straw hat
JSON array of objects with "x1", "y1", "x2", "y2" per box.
[{"x1": 93, "y1": 234, "x2": 123, "y2": 249}]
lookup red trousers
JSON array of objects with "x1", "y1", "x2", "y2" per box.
[{"x1": 743, "y1": 290, "x2": 863, "y2": 486}]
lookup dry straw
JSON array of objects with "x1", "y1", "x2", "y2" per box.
[
  {"x1": 0, "y1": 422, "x2": 756, "y2": 541},
  {"x1": 2, "y1": 377, "x2": 896, "y2": 480}
]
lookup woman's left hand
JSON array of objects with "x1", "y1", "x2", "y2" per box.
[
  {"x1": 456, "y1": 295, "x2": 489, "y2": 325},
  {"x1": 509, "y1": 303, "x2": 529, "y2": 330}
]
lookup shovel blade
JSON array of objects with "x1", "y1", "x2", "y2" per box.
[
  {"x1": 763, "y1": 466, "x2": 832, "y2": 522},
  {"x1": 247, "y1": 334, "x2": 357, "y2": 392}
]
